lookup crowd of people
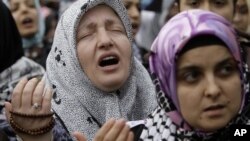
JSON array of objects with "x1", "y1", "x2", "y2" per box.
[{"x1": 1, "y1": 0, "x2": 250, "y2": 141}]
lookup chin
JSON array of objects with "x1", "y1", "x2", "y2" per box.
[
  {"x1": 98, "y1": 78, "x2": 127, "y2": 92},
  {"x1": 21, "y1": 29, "x2": 38, "y2": 38},
  {"x1": 199, "y1": 121, "x2": 229, "y2": 132}
]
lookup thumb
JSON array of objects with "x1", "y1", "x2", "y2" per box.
[{"x1": 72, "y1": 131, "x2": 87, "y2": 141}]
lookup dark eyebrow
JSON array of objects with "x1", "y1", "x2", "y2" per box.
[
  {"x1": 215, "y1": 57, "x2": 238, "y2": 68},
  {"x1": 177, "y1": 57, "x2": 236, "y2": 73},
  {"x1": 105, "y1": 19, "x2": 115, "y2": 26},
  {"x1": 177, "y1": 66, "x2": 200, "y2": 75}
]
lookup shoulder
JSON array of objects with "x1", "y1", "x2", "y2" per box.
[{"x1": 136, "y1": 106, "x2": 178, "y2": 140}]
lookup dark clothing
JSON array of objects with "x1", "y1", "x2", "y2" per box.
[{"x1": 0, "y1": 1, "x2": 23, "y2": 73}]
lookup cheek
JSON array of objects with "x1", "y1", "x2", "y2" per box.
[
  {"x1": 226, "y1": 77, "x2": 242, "y2": 106},
  {"x1": 12, "y1": 13, "x2": 19, "y2": 23},
  {"x1": 32, "y1": 10, "x2": 39, "y2": 23},
  {"x1": 177, "y1": 85, "x2": 203, "y2": 119},
  {"x1": 119, "y1": 38, "x2": 132, "y2": 58},
  {"x1": 77, "y1": 47, "x2": 89, "y2": 70},
  {"x1": 220, "y1": 7, "x2": 234, "y2": 21}
]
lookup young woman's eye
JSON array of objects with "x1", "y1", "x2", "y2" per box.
[
  {"x1": 10, "y1": 6, "x2": 18, "y2": 12},
  {"x1": 238, "y1": 7, "x2": 248, "y2": 14},
  {"x1": 183, "y1": 71, "x2": 200, "y2": 83},
  {"x1": 214, "y1": 0, "x2": 226, "y2": 7},
  {"x1": 187, "y1": 0, "x2": 200, "y2": 7},
  {"x1": 218, "y1": 64, "x2": 236, "y2": 76}
]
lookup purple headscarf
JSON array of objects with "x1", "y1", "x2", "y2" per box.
[{"x1": 149, "y1": 9, "x2": 246, "y2": 129}]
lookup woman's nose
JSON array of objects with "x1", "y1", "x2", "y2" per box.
[
  {"x1": 19, "y1": 3, "x2": 29, "y2": 14},
  {"x1": 204, "y1": 75, "x2": 221, "y2": 99},
  {"x1": 97, "y1": 28, "x2": 113, "y2": 49},
  {"x1": 129, "y1": 5, "x2": 139, "y2": 20}
]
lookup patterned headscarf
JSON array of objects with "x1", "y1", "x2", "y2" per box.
[
  {"x1": 150, "y1": 9, "x2": 248, "y2": 129},
  {"x1": 45, "y1": 0, "x2": 157, "y2": 140}
]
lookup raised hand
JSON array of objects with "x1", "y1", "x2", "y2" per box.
[
  {"x1": 73, "y1": 119, "x2": 134, "y2": 141},
  {"x1": 93, "y1": 118, "x2": 134, "y2": 141},
  {"x1": 5, "y1": 77, "x2": 54, "y2": 141}
]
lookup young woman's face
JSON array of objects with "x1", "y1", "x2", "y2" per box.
[
  {"x1": 77, "y1": 5, "x2": 132, "y2": 92},
  {"x1": 179, "y1": 0, "x2": 234, "y2": 22},
  {"x1": 9, "y1": 0, "x2": 38, "y2": 38},
  {"x1": 123, "y1": 0, "x2": 140, "y2": 37},
  {"x1": 233, "y1": 0, "x2": 249, "y2": 32},
  {"x1": 176, "y1": 45, "x2": 241, "y2": 132}
]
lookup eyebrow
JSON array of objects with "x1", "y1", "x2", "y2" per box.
[
  {"x1": 214, "y1": 57, "x2": 238, "y2": 68},
  {"x1": 177, "y1": 57, "x2": 235, "y2": 72}
]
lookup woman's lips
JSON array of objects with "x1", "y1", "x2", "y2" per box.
[
  {"x1": 203, "y1": 104, "x2": 225, "y2": 117},
  {"x1": 21, "y1": 17, "x2": 34, "y2": 28}
]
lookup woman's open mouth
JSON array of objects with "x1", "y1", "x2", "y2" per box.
[
  {"x1": 21, "y1": 17, "x2": 34, "y2": 27},
  {"x1": 99, "y1": 55, "x2": 119, "y2": 67}
]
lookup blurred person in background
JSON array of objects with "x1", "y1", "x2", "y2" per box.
[
  {"x1": 176, "y1": 0, "x2": 236, "y2": 22},
  {"x1": 248, "y1": 0, "x2": 250, "y2": 33},
  {"x1": 3, "y1": 0, "x2": 47, "y2": 68},
  {"x1": 233, "y1": 0, "x2": 249, "y2": 33},
  {"x1": 59, "y1": 0, "x2": 76, "y2": 16},
  {"x1": 123, "y1": 0, "x2": 143, "y2": 62},
  {"x1": 233, "y1": 0, "x2": 250, "y2": 72},
  {"x1": 136, "y1": 0, "x2": 178, "y2": 69}
]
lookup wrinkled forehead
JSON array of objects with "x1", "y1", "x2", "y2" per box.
[
  {"x1": 78, "y1": 4, "x2": 123, "y2": 29},
  {"x1": 73, "y1": 0, "x2": 132, "y2": 43}
]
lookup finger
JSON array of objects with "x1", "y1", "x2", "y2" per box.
[
  {"x1": 22, "y1": 78, "x2": 39, "y2": 109},
  {"x1": 103, "y1": 119, "x2": 126, "y2": 141},
  {"x1": 4, "y1": 102, "x2": 12, "y2": 123},
  {"x1": 12, "y1": 77, "x2": 28, "y2": 109},
  {"x1": 116, "y1": 124, "x2": 130, "y2": 141},
  {"x1": 72, "y1": 131, "x2": 87, "y2": 141},
  {"x1": 32, "y1": 80, "x2": 45, "y2": 110},
  {"x1": 42, "y1": 87, "x2": 53, "y2": 112},
  {"x1": 127, "y1": 132, "x2": 134, "y2": 141},
  {"x1": 93, "y1": 118, "x2": 116, "y2": 141}
]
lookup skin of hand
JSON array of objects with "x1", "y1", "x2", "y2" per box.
[
  {"x1": 73, "y1": 119, "x2": 134, "y2": 141},
  {"x1": 4, "y1": 77, "x2": 53, "y2": 141}
]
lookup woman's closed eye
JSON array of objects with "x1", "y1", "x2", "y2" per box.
[{"x1": 109, "y1": 27, "x2": 125, "y2": 34}]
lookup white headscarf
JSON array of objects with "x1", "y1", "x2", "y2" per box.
[{"x1": 45, "y1": 0, "x2": 157, "y2": 140}]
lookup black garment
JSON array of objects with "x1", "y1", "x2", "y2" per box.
[{"x1": 0, "y1": 1, "x2": 23, "y2": 73}]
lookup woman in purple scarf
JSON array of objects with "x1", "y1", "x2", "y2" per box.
[{"x1": 136, "y1": 9, "x2": 250, "y2": 140}]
